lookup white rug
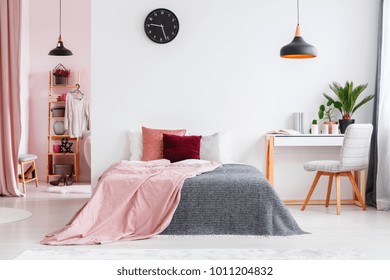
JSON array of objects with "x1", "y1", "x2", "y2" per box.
[
  {"x1": 0, "y1": 207, "x2": 32, "y2": 224},
  {"x1": 46, "y1": 185, "x2": 91, "y2": 194},
  {"x1": 15, "y1": 248, "x2": 365, "y2": 260}
]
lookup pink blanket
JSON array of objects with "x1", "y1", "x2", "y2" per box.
[{"x1": 41, "y1": 160, "x2": 221, "y2": 245}]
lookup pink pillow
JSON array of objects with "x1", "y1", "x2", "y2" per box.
[
  {"x1": 163, "y1": 134, "x2": 202, "y2": 163},
  {"x1": 142, "y1": 127, "x2": 186, "y2": 161}
]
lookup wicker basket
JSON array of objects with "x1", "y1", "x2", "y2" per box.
[
  {"x1": 54, "y1": 164, "x2": 73, "y2": 175},
  {"x1": 51, "y1": 107, "x2": 65, "y2": 117}
]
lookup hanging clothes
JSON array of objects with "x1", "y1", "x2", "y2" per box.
[{"x1": 64, "y1": 93, "x2": 90, "y2": 138}]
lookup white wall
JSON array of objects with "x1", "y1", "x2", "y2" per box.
[{"x1": 92, "y1": 0, "x2": 379, "y2": 199}]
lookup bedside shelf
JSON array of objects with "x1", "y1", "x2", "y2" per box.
[{"x1": 47, "y1": 70, "x2": 80, "y2": 183}]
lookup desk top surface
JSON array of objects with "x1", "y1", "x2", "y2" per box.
[{"x1": 267, "y1": 134, "x2": 344, "y2": 137}]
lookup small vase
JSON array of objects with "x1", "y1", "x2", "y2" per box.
[
  {"x1": 324, "y1": 121, "x2": 336, "y2": 134},
  {"x1": 339, "y1": 119, "x2": 355, "y2": 134},
  {"x1": 311, "y1": 124, "x2": 319, "y2": 135}
]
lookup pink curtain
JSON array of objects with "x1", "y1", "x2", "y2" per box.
[{"x1": 0, "y1": 0, "x2": 23, "y2": 196}]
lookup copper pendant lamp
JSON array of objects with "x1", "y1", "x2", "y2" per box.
[
  {"x1": 280, "y1": 0, "x2": 316, "y2": 59},
  {"x1": 49, "y1": 0, "x2": 73, "y2": 56}
]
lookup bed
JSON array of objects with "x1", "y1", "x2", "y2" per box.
[
  {"x1": 162, "y1": 164, "x2": 305, "y2": 236},
  {"x1": 41, "y1": 160, "x2": 305, "y2": 245}
]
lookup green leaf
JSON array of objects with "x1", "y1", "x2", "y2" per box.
[
  {"x1": 352, "y1": 94, "x2": 375, "y2": 114},
  {"x1": 312, "y1": 119, "x2": 317, "y2": 124},
  {"x1": 327, "y1": 100, "x2": 333, "y2": 106},
  {"x1": 334, "y1": 101, "x2": 342, "y2": 109},
  {"x1": 318, "y1": 111, "x2": 324, "y2": 119},
  {"x1": 319, "y1": 105, "x2": 325, "y2": 111}
]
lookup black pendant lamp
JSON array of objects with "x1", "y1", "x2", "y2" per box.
[
  {"x1": 280, "y1": 0, "x2": 316, "y2": 59},
  {"x1": 49, "y1": 0, "x2": 73, "y2": 56}
]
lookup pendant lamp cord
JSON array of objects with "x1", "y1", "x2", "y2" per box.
[
  {"x1": 297, "y1": 0, "x2": 300, "y2": 25},
  {"x1": 59, "y1": 0, "x2": 62, "y2": 36}
]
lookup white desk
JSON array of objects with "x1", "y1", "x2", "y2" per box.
[{"x1": 265, "y1": 134, "x2": 365, "y2": 206}]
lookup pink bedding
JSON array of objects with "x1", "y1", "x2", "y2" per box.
[{"x1": 41, "y1": 160, "x2": 221, "y2": 245}]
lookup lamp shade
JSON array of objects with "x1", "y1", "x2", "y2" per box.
[
  {"x1": 280, "y1": 25, "x2": 317, "y2": 59},
  {"x1": 49, "y1": 36, "x2": 73, "y2": 56}
]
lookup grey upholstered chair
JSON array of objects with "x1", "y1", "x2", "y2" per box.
[{"x1": 301, "y1": 124, "x2": 373, "y2": 215}]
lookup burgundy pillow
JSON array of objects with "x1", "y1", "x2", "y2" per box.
[{"x1": 163, "y1": 134, "x2": 202, "y2": 163}]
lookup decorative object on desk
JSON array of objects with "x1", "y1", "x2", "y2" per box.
[
  {"x1": 293, "y1": 112, "x2": 305, "y2": 133},
  {"x1": 51, "y1": 106, "x2": 65, "y2": 117},
  {"x1": 324, "y1": 81, "x2": 374, "y2": 134},
  {"x1": 52, "y1": 63, "x2": 71, "y2": 85},
  {"x1": 280, "y1": 0, "x2": 317, "y2": 59},
  {"x1": 310, "y1": 124, "x2": 319, "y2": 134},
  {"x1": 331, "y1": 124, "x2": 339, "y2": 135},
  {"x1": 53, "y1": 121, "x2": 65, "y2": 135},
  {"x1": 321, "y1": 123, "x2": 329, "y2": 134},
  {"x1": 60, "y1": 138, "x2": 73, "y2": 153},
  {"x1": 53, "y1": 145, "x2": 61, "y2": 153},
  {"x1": 311, "y1": 98, "x2": 337, "y2": 134},
  {"x1": 48, "y1": 0, "x2": 73, "y2": 56}
]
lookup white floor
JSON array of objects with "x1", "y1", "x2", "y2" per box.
[{"x1": 1, "y1": 183, "x2": 390, "y2": 260}]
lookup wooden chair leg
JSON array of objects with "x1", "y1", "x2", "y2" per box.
[
  {"x1": 20, "y1": 162, "x2": 26, "y2": 194},
  {"x1": 325, "y1": 175, "x2": 333, "y2": 207},
  {"x1": 32, "y1": 160, "x2": 39, "y2": 189},
  {"x1": 335, "y1": 174, "x2": 341, "y2": 215},
  {"x1": 301, "y1": 171, "x2": 322, "y2": 211},
  {"x1": 347, "y1": 172, "x2": 366, "y2": 210}
]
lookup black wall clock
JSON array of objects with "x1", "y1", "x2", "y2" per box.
[{"x1": 144, "y1": 8, "x2": 179, "y2": 44}]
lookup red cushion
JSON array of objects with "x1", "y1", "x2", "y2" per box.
[{"x1": 163, "y1": 134, "x2": 202, "y2": 163}]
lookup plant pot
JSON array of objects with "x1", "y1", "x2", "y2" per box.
[
  {"x1": 54, "y1": 76, "x2": 67, "y2": 85},
  {"x1": 324, "y1": 121, "x2": 336, "y2": 134},
  {"x1": 339, "y1": 119, "x2": 355, "y2": 134}
]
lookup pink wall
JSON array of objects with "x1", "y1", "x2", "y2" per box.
[{"x1": 28, "y1": 0, "x2": 91, "y2": 182}]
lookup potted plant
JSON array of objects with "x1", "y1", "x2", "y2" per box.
[
  {"x1": 53, "y1": 63, "x2": 71, "y2": 85},
  {"x1": 311, "y1": 99, "x2": 337, "y2": 134},
  {"x1": 323, "y1": 81, "x2": 374, "y2": 133}
]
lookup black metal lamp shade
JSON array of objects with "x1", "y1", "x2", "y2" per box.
[
  {"x1": 280, "y1": 25, "x2": 317, "y2": 59},
  {"x1": 49, "y1": 36, "x2": 73, "y2": 56}
]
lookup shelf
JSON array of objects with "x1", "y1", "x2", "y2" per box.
[
  {"x1": 47, "y1": 70, "x2": 80, "y2": 184},
  {"x1": 49, "y1": 85, "x2": 78, "y2": 89},
  {"x1": 49, "y1": 100, "x2": 65, "y2": 104},
  {"x1": 48, "y1": 153, "x2": 76, "y2": 156},
  {"x1": 48, "y1": 135, "x2": 78, "y2": 140}
]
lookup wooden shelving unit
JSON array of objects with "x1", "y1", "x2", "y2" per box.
[{"x1": 46, "y1": 71, "x2": 80, "y2": 183}]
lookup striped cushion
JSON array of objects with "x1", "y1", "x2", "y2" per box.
[{"x1": 304, "y1": 160, "x2": 341, "y2": 172}]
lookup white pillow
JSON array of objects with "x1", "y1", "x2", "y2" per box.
[
  {"x1": 128, "y1": 131, "x2": 143, "y2": 161},
  {"x1": 200, "y1": 133, "x2": 221, "y2": 162},
  {"x1": 219, "y1": 130, "x2": 234, "y2": 163}
]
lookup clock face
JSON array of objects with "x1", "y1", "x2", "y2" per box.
[{"x1": 144, "y1": 8, "x2": 179, "y2": 44}]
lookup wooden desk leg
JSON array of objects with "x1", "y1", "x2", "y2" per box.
[{"x1": 265, "y1": 136, "x2": 274, "y2": 186}]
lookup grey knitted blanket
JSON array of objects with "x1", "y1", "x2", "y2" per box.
[{"x1": 161, "y1": 164, "x2": 306, "y2": 236}]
